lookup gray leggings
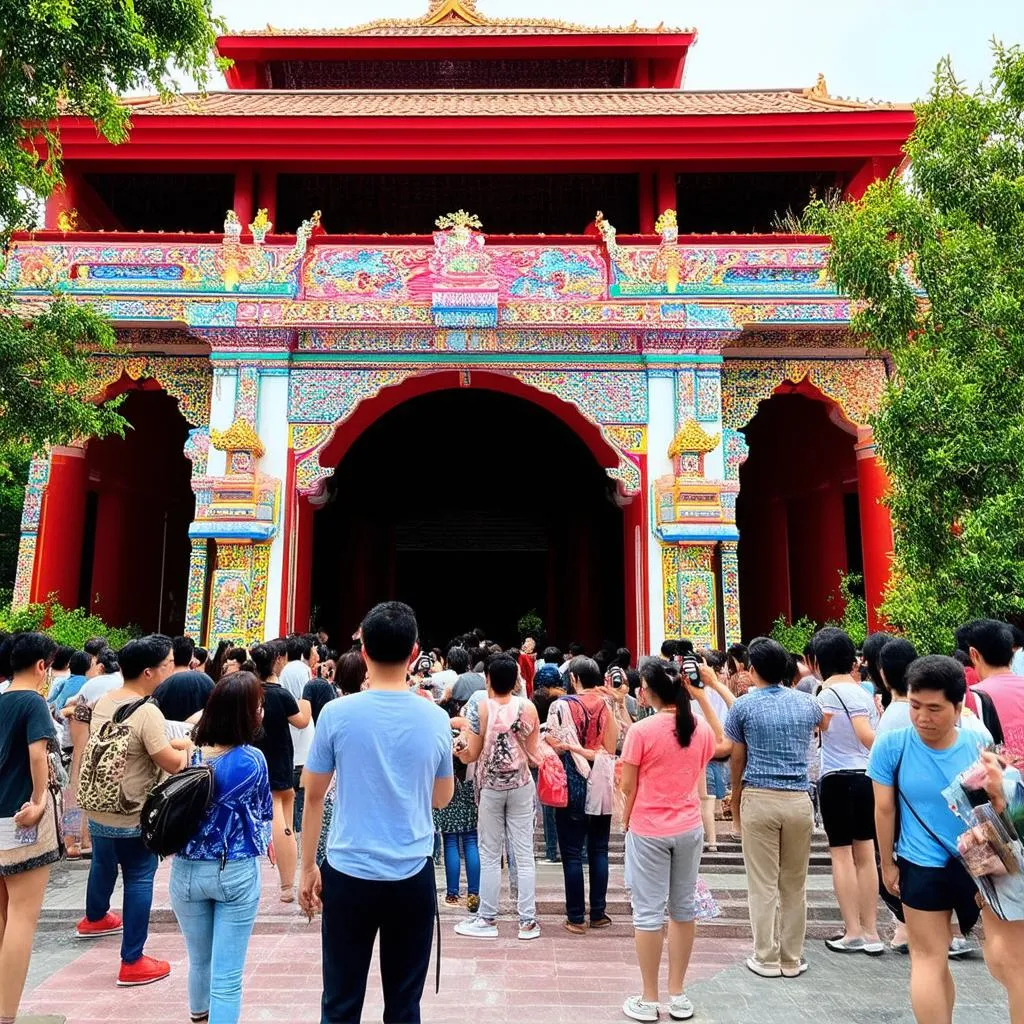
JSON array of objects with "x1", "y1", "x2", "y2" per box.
[{"x1": 626, "y1": 826, "x2": 704, "y2": 930}]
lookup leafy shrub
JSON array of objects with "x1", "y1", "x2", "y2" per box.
[
  {"x1": 769, "y1": 615, "x2": 818, "y2": 655},
  {"x1": 0, "y1": 599, "x2": 138, "y2": 650}
]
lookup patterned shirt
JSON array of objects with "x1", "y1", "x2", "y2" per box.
[
  {"x1": 725, "y1": 685, "x2": 824, "y2": 791},
  {"x1": 180, "y1": 745, "x2": 273, "y2": 862}
]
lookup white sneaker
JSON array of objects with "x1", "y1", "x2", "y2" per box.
[
  {"x1": 667, "y1": 993, "x2": 694, "y2": 1020},
  {"x1": 745, "y1": 956, "x2": 782, "y2": 978},
  {"x1": 622, "y1": 995, "x2": 660, "y2": 1022},
  {"x1": 948, "y1": 937, "x2": 974, "y2": 959},
  {"x1": 454, "y1": 917, "x2": 498, "y2": 938},
  {"x1": 781, "y1": 959, "x2": 808, "y2": 978},
  {"x1": 518, "y1": 920, "x2": 541, "y2": 940}
]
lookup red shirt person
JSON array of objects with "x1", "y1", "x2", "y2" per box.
[{"x1": 961, "y1": 619, "x2": 1024, "y2": 758}]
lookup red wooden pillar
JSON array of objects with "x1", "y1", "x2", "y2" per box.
[
  {"x1": 256, "y1": 168, "x2": 278, "y2": 229},
  {"x1": 293, "y1": 498, "x2": 315, "y2": 633},
  {"x1": 855, "y1": 429, "x2": 894, "y2": 631},
  {"x1": 89, "y1": 486, "x2": 127, "y2": 625},
  {"x1": 655, "y1": 167, "x2": 677, "y2": 217},
  {"x1": 31, "y1": 447, "x2": 88, "y2": 607},
  {"x1": 233, "y1": 166, "x2": 255, "y2": 232},
  {"x1": 763, "y1": 496, "x2": 792, "y2": 627}
]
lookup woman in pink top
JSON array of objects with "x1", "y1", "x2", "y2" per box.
[{"x1": 619, "y1": 658, "x2": 731, "y2": 1023}]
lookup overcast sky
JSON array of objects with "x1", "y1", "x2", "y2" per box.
[{"x1": 211, "y1": 0, "x2": 1022, "y2": 102}]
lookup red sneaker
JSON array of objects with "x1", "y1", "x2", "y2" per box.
[
  {"x1": 76, "y1": 912, "x2": 123, "y2": 938},
  {"x1": 117, "y1": 955, "x2": 171, "y2": 987}
]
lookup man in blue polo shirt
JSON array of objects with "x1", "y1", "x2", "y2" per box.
[{"x1": 300, "y1": 601, "x2": 454, "y2": 1024}]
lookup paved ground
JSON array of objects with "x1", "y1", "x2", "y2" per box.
[{"x1": 17, "y1": 859, "x2": 1010, "y2": 1023}]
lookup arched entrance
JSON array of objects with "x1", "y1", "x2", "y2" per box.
[
  {"x1": 735, "y1": 391, "x2": 862, "y2": 639},
  {"x1": 79, "y1": 389, "x2": 195, "y2": 633},
  {"x1": 310, "y1": 388, "x2": 626, "y2": 651}
]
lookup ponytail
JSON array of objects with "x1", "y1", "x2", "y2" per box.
[{"x1": 640, "y1": 657, "x2": 697, "y2": 748}]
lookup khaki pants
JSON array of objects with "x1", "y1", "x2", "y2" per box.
[{"x1": 740, "y1": 787, "x2": 814, "y2": 969}]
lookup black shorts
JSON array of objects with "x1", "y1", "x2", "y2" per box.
[
  {"x1": 820, "y1": 770, "x2": 875, "y2": 847},
  {"x1": 898, "y1": 858, "x2": 981, "y2": 935}
]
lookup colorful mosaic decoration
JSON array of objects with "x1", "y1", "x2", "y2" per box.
[
  {"x1": 723, "y1": 429, "x2": 749, "y2": 482},
  {"x1": 206, "y1": 541, "x2": 273, "y2": 645},
  {"x1": 289, "y1": 368, "x2": 414, "y2": 424},
  {"x1": 720, "y1": 541, "x2": 742, "y2": 646},
  {"x1": 234, "y1": 366, "x2": 260, "y2": 426},
  {"x1": 83, "y1": 354, "x2": 213, "y2": 427},
  {"x1": 11, "y1": 535, "x2": 37, "y2": 609},
  {"x1": 9, "y1": 234, "x2": 862, "y2": 334},
  {"x1": 184, "y1": 538, "x2": 208, "y2": 639},
  {"x1": 721, "y1": 358, "x2": 887, "y2": 431},
  {"x1": 694, "y1": 369, "x2": 722, "y2": 423},
  {"x1": 604, "y1": 426, "x2": 647, "y2": 455},
  {"x1": 662, "y1": 544, "x2": 718, "y2": 648},
  {"x1": 11, "y1": 456, "x2": 52, "y2": 608},
  {"x1": 509, "y1": 370, "x2": 647, "y2": 424}
]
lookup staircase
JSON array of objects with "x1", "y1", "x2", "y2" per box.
[{"x1": 438, "y1": 830, "x2": 851, "y2": 940}]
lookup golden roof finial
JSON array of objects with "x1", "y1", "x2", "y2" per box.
[
  {"x1": 811, "y1": 73, "x2": 829, "y2": 98},
  {"x1": 210, "y1": 419, "x2": 265, "y2": 459},
  {"x1": 423, "y1": 0, "x2": 485, "y2": 26},
  {"x1": 668, "y1": 420, "x2": 720, "y2": 457}
]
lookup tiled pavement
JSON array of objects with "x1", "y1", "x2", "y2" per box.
[{"x1": 20, "y1": 859, "x2": 1009, "y2": 1023}]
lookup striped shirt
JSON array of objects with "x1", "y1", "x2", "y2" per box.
[{"x1": 725, "y1": 685, "x2": 824, "y2": 791}]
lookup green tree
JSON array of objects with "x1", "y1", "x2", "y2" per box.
[
  {"x1": 0, "y1": 0, "x2": 223, "y2": 588},
  {"x1": 806, "y1": 44, "x2": 1024, "y2": 653}
]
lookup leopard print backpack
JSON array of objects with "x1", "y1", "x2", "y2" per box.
[{"x1": 78, "y1": 698, "x2": 150, "y2": 816}]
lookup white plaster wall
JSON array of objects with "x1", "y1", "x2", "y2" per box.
[
  {"x1": 258, "y1": 372, "x2": 290, "y2": 640},
  {"x1": 206, "y1": 369, "x2": 237, "y2": 478},
  {"x1": 646, "y1": 373, "x2": 675, "y2": 655}
]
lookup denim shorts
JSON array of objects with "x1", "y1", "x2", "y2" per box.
[{"x1": 705, "y1": 760, "x2": 729, "y2": 800}]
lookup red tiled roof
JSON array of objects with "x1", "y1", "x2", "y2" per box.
[{"x1": 120, "y1": 88, "x2": 909, "y2": 118}]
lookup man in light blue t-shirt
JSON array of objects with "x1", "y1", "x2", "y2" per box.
[{"x1": 300, "y1": 601, "x2": 454, "y2": 1024}]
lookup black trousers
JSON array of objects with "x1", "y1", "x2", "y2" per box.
[{"x1": 321, "y1": 858, "x2": 437, "y2": 1024}]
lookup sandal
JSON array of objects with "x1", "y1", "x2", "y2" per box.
[
  {"x1": 590, "y1": 916, "x2": 613, "y2": 929},
  {"x1": 563, "y1": 920, "x2": 588, "y2": 935},
  {"x1": 280, "y1": 885, "x2": 295, "y2": 904}
]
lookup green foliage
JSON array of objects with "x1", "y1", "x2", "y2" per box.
[
  {"x1": 0, "y1": 0, "x2": 224, "y2": 236},
  {"x1": 0, "y1": 0, "x2": 225, "y2": 589},
  {"x1": 805, "y1": 44, "x2": 1024, "y2": 654},
  {"x1": 769, "y1": 573, "x2": 868, "y2": 652},
  {"x1": 517, "y1": 609, "x2": 544, "y2": 641},
  {"x1": 837, "y1": 573, "x2": 868, "y2": 649},
  {"x1": 0, "y1": 599, "x2": 138, "y2": 650},
  {"x1": 769, "y1": 615, "x2": 818, "y2": 654},
  {"x1": 0, "y1": 298, "x2": 126, "y2": 479}
]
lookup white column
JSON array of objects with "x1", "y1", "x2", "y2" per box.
[
  {"x1": 207, "y1": 367, "x2": 237, "y2": 478},
  {"x1": 258, "y1": 370, "x2": 290, "y2": 640},
  {"x1": 646, "y1": 372, "x2": 675, "y2": 655}
]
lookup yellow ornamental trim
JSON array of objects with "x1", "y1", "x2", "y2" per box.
[
  {"x1": 668, "y1": 419, "x2": 719, "y2": 457},
  {"x1": 210, "y1": 419, "x2": 265, "y2": 458}
]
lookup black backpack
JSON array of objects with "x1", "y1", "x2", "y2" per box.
[
  {"x1": 140, "y1": 764, "x2": 215, "y2": 857},
  {"x1": 975, "y1": 689, "x2": 1004, "y2": 745}
]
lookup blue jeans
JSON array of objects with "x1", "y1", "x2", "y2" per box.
[
  {"x1": 555, "y1": 810, "x2": 611, "y2": 925},
  {"x1": 170, "y1": 858, "x2": 262, "y2": 1024},
  {"x1": 542, "y1": 804, "x2": 560, "y2": 860},
  {"x1": 85, "y1": 831, "x2": 157, "y2": 963},
  {"x1": 442, "y1": 831, "x2": 479, "y2": 898}
]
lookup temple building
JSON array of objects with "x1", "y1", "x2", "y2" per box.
[{"x1": 8, "y1": 0, "x2": 914, "y2": 653}]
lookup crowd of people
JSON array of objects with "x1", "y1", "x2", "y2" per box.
[{"x1": 0, "y1": 609, "x2": 1023, "y2": 1024}]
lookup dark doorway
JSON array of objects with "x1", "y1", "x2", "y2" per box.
[
  {"x1": 81, "y1": 389, "x2": 195, "y2": 634},
  {"x1": 735, "y1": 392, "x2": 861, "y2": 639},
  {"x1": 311, "y1": 389, "x2": 625, "y2": 653}
]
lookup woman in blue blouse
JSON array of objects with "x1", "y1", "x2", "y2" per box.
[{"x1": 170, "y1": 671, "x2": 273, "y2": 1024}]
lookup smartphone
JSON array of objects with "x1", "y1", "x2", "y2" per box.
[{"x1": 682, "y1": 654, "x2": 703, "y2": 688}]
